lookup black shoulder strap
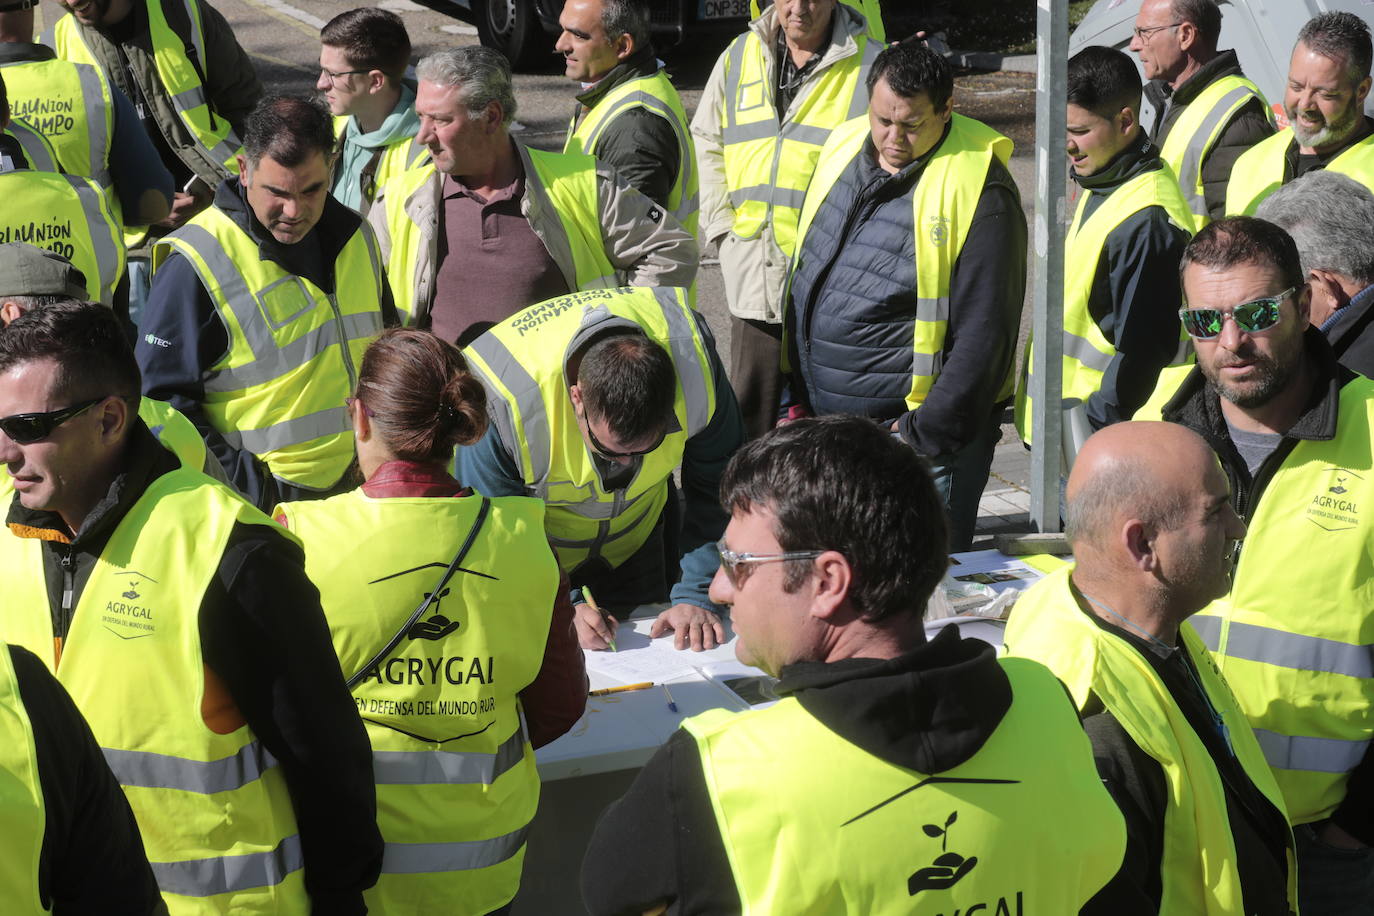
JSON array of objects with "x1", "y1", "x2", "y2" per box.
[{"x1": 344, "y1": 496, "x2": 492, "y2": 690}]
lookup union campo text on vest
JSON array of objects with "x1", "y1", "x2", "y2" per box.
[{"x1": 362, "y1": 656, "x2": 494, "y2": 685}]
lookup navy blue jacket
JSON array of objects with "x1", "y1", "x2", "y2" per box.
[{"x1": 786, "y1": 131, "x2": 1026, "y2": 457}]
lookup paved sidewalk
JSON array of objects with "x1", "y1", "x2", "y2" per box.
[{"x1": 971, "y1": 425, "x2": 1035, "y2": 548}]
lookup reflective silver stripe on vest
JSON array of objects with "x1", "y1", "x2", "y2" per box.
[
  {"x1": 779, "y1": 121, "x2": 834, "y2": 146},
  {"x1": 1191, "y1": 615, "x2": 1221, "y2": 650},
  {"x1": 721, "y1": 120, "x2": 778, "y2": 145},
  {"x1": 727, "y1": 184, "x2": 807, "y2": 210},
  {"x1": 912, "y1": 294, "x2": 951, "y2": 381},
  {"x1": 557, "y1": 487, "x2": 653, "y2": 522},
  {"x1": 164, "y1": 0, "x2": 243, "y2": 170},
  {"x1": 1207, "y1": 619, "x2": 1374, "y2": 679},
  {"x1": 722, "y1": 37, "x2": 751, "y2": 133},
  {"x1": 67, "y1": 175, "x2": 122, "y2": 302},
  {"x1": 169, "y1": 224, "x2": 272, "y2": 359},
  {"x1": 220, "y1": 406, "x2": 350, "y2": 453},
  {"x1": 913, "y1": 350, "x2": 939, "y2": 378},
  {"x1": 151, "y1": 834, "x2": 304, "y2": 898},
  {"x1": 655, "y1": 287, "x2": 712, "y2": 435},
  {"x1": 381, "y1": 824, "x2": 530, "y2": 875},
  {"x1": 8, "y1": 122, "x2": 55, "y2": 171},
  {"x1": 1062, "y1": 330, "x2": 1115, "y2": 373},
  {"x1": 103, "y1": 741, "x2": 278, "y2": 794},
  {"x1": 75, "y1": 62, "x2": 112, "y2": 184},
  {"x1": 372, "y1": 727, "x2": 525, "y2": 786},
  {"x1": 583, "y1": 89, "x2": 697, "y2": 225},
  {"x1": 548, "y1": 501, "x2": 655, "y2": 550},
  {"x1": 206, "y1": 311, "x2": 380, "y2": 392},
  {"x1": 468, "y1": 332, "x2": 550, "y2": 484},
  {"x1": 1251, "y1": 728, "x2": 1371, "y2": 774},
  {"x1": 1174, "y1": 84, "x2": 1258, "y2": 215}
]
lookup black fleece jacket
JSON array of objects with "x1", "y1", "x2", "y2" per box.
[
  {"x1": 135, "y1": 179, "x2": 398, "y2": 509},
  {"x1": 571, "y1": 46, "x2": 682, "y2": 209},
  {"x1": 1072, "y1": 132, "x2": 1191, "y2": 429},
  {"x1": 5, "y1": 422, "x2": 383, "y2": 913},
  {"x1": 580, "y1": 626, "x2": 1129, "y2": 915},
  {"x1": 1161, "y1": 328, "x2": 1374, "y2": 846},
  {"x1": 1144, "y1": 50, "x2": 1275, "y2": 221}
]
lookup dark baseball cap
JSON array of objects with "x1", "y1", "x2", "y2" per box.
[{"x1": 0, "y1": 243, "x2": 88, "y2": 299}]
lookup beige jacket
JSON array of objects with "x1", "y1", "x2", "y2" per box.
[
  {"x1": 368, "y1": 139, "x2": 698, "y2": 326},
  {"x1": 692, "y1": 4, "x2": 871, "y2": 323}
]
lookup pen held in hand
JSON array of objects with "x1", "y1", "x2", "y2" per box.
[
  {"x1": 583, "y1": 586, "x2": 617, "y2": 652},
  {"x1": 589, "y1": 682, "x2": 654, "y2": 696}
]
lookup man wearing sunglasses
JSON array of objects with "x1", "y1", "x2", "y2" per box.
[
  {"x1": 460, "y1": 286, "x2": 744, "y2": 652},
  {"x1": 1228, "y1": 12, "x2": 1374, "y2": 217},
  {"x1": 0, "y1": 301, "x2": 383, "y2": 912},
  {"x1": 1158, "y1": 216, "x2": 1374, "y2": 914},
  {"x1": 582, "y1": 416, "x2": 1129, "y2": 915}
]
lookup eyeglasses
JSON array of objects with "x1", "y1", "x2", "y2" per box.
[
  {"x1": 1179, "y1": 287, "x2": 1295, "y2": 339},
  {"x1": 717, "y1": 538, "x2": 824, "y2": 588},
  {"x1": 585, "y1": 422, "x2": 666, "y2": 460},
  {"x1": 319, "y1": 66, "x2": 371, "y2": 84},
  {"x1": 1133, "y1": 22, "x2": 1181, "y2": 42},
  {"x1": 0, "y1": 396, "x2": 105, "y2": 444}
]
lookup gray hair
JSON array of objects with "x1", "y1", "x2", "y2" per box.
[
  {"x1": 416, "y1": 46, "x2": 517, "y2": 125},
  {"x1": 1255, "y1": 170, "x2": 1374, "y2": 287},
  {"x1": 1298, "y1": 11, "x2": 1373, "y2": 85},
  {"x1": 1170, "y1": 0, "x2": 1221, "y2": 48},
  {"x1": 1064, "y1": 456, "x2": 1188, "y2": 548},
  {"x1": 601, "y1": 0, "x2": 649, "y2": 48}
]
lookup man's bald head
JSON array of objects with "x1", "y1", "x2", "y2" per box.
[{"x1": 1065, "y1": 422, "x2": 1218, "y2": 550}]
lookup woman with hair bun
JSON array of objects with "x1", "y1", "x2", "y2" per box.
[{"x1": 274, "y1": 328, "x2": 585, "y2": 915}]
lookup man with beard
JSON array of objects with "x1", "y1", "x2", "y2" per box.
[
  {"x1": 1160, "y1": 215, "x2": 1374, "y2": 915},
  {"x1": 1227, "y1": 11, "x2": 1374, "y2": 216}
]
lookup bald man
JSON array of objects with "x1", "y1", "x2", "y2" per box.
[{"x1": 1006, "y1": 422, "x2": 1296, "y2": 914}]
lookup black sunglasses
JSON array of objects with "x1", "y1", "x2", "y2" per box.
[
  {"x1": 0, "y1": 396, "x2": 106, "y2": 444},
  {"x1": 585, "y1": 421, "x2": 666, "y2": 460},
  {"x1": 1179, "y1": 287, "x2": 1294, "y2": 340}
]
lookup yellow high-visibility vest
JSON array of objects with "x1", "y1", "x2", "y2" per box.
[
  {"x1": 151, "y1": 207, "x2": 386, "y2": 490},
  {"x1": 789, "y1": 113, "x2": 1014, "y2": 406},
  {"x1": 0, "y1": 56, "x2": 115, "y2": 185},
  {"x1": 1014, "y1": 163, "x2": 1194, "y2": 444},
  {"x1": 0, "y1": 168, "x2": 124, "y2": 305},
  {"x1": 463, "y1": 286, "x2": 715, "y2": 573},
  {"x1": 1226, "y1": 128, "x2": 1374, "y2": 216},
  {"x1": 0, "y1": 470, "x2": 308, "y2": 914},
  {"x1": 683, "y1": 657, "x2": 1125, "y2": 914},
  {"x1": 1159, "y1": 74, "x2": 1270, "y2": 228},
  {"x1": 278, "y1": 489, "x2": 558, "y2": 914},
  {"x1": 0, "y1": 644, "x2": 46, "y2": 916},
  {"x1": 1007, "y1": 565, "x2": 1298, "y2": 913},
  {"x1": 565, "y1": 68, "x2": 699, "y2": 238},
  {"x1": 1191, "y1": 373, "x2": 1374, "y2": 825},
  {"x1": 331, "y1": 113, "x2": 428, "y2": 212},
  {"x1": 380, "y1": 149, "x2": 617, "y2": 326}
]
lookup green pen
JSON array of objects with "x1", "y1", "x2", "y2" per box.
[{"x1": 583, "y1": 587, "x2": 616, "y2": 652}]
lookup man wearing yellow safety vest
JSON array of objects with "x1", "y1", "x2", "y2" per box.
[
  {"x1": 48, "y1": 0, "x2": 260, "y2": 232},
  {"x1": 582, "y1": 416, "x2": 1130, "y2": 914},
  {"x1": 0, "y1": 302, "x2": 383, "y2": 914},
  {"x1": 1006, "y1": 421, "x2": 1296, "y2": 914},
  {"x1": 0, "y1": 641, "x2": 165, "y2": 914},
  {"x1": 1014, "y1": 46, "x2": 1192, "y2": 442},
  {"x1": 557, "y1": 0, "x2": 696, "y2": 232},
  {"x1": 318, "y1": 7, "x2": 425, "y2": 215},
  {"x1": 1158, "y1": 217, "x2": 1374, "y2": 914},
  {"x1": 370, "y1": 46, "x2": 697, "y2": 344},
  {"x1": 785, "y1": 41, "x2": 1026, "y2": 552},
  {"x1": 460, "y1": 286, "x2": 744, "y2": 653},
  {"x1": 137, "y1": 96, "x2": 396, "y2": 511},
  {"x1": 1227, "y1": 12, "x2": 1374, "y2": 217},
  {"x1": 1132, "y1": 0, "x2": 1273, "y2": 227},
  {"x1": 0, "y1": 76, "x2": 126, "y2": 307},
  {"x1": 694, "y1": 0, "x2": 880, "y2": 439},
  {"x1": 0, "y1": 2, "x2": 173, "y2": 227}
]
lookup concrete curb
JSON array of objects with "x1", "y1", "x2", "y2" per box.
[{"x1": 948, "y1": 49, "x2": 1037, "y2": 73}]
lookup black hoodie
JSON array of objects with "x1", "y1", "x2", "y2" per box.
[{"x1": 578, "y1": 626, "x2": 1090, "y2": 914}]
